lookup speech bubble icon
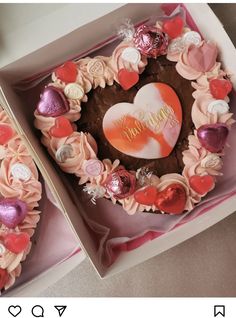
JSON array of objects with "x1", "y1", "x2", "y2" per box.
[{"x1": 32, "y1": 305, "x2": 44, "y2": 318}]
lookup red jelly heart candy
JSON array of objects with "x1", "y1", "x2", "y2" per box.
[
  {"x1": 189, "y1": 175, "x2": 215, "y2": 195},
  {"x1": 55, "y1": 61, "x2": 78, "y2": 83},
  {"x1": 209, "y1": 79, "x2": 233, "y2": 99},
  {"x1": 0, "y1": 124, "x2": 14, "y2": 145},
  {"x1": 162, "y1": 16, "x2": 184, "y2": 39},
  {"x1": 155, "y1": 183, "x2": 186, "y2": 214},
  {"x1": 50, "y1": 116, "x2": 73, "y2": 138},
  {"x1": 4, "y1": 232, "x2": 30, "y2": 254},
  {"x1": 0, "y1": 268, "x2": 9, "y2": 290},
  {"x1": 134, "y1": 186, "x2": 157, "y2": 205},
  {"x1": 118, "y1": 69, "x2": 139, "y2": 90}
]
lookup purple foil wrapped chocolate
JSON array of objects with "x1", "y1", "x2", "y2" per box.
[
  {"x1": 0, "y1": 198, "x2": 27, "y2": 229},
  {"x1": 197, "y1": 123, "x2": 229, "y2": 153}
]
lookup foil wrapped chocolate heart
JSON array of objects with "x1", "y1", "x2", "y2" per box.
[
  {"x1": 0, "y1": 199, "x2": 27, "y2": 229},
  {"x1": 37, "y1": 86, "x2": 69, "y2": 117},
  {"x1": 155, "y1": 183, "x2": 186, "y2": 214},
  {"x1": 197, "y1": 123, "x2": 229, "y2": 153}
]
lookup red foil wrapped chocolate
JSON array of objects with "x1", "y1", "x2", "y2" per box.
[
  {"x1": 104, "y1": 169, "x2": 136, "y2": 199},
  {"x1": 133, "y1": 24, "x2": 168, "y2": 58}
]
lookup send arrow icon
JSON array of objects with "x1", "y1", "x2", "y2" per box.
[
  {"x1": 214, "y1": 305, "x2": 225, "y2": 317},
  {"x1": 54, "y1": 306, "x2": 67, "y2": 317}
]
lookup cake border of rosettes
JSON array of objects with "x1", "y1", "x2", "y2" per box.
[
  {"x1": 0, "y1": 106, "x2": 42, "y2": 292},
  {"x1": 34, "y1": 17, "x2": 234, "y2": 216}
]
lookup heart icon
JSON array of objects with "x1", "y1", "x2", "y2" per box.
[
  {"x1": 0, "y1": 124, "x2": 14, "y2": 145},
  {"x1": 209, "y1": 78, "x2": 232, "y2": 99},
  {"x1": 155, "y1": 183, "x2": 186, "y2": 214},
  {"x1": 103, "y1": 82, "x2": 182, "y2": 159},
  {"x1": 8, "y1": 305, "x2": 22, "y2": 317},
  {"x1": 134, "y1": 186, "x2": 157, "y2": 205},
  {"x1": 197, "y1": 123, "x2": 229, "y2": 153},
  {"x1": 162, "y1": 16, "x2": 184, "y2": 39},
  {"x1": 188, "y1": 42, "x2": 218, "y2": 72},
  {"x1": 50, "y1": 116, "x2": 73, "y2": 138},
  {"x1": 37, "y1": 86, "x2": 69, "y2": 117},
  {"x1": 118, "y1": 69, "x2": 139, "y2": 90},
  {"x1": 0, "y1": 199, "x2": 27, "y2": 229},
  {"x1": 189, "y1": 175, "x2": 215, "y2": 195},
  {"x1": 4, "y1": 232, "x2": 30, "y2": 254},
  {"x1": 55, "y1": 61, "x2": 78, "y2": 83}
]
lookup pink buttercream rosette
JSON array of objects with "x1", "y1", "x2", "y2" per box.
[
  {"x1": 44, "y1": 131, "x2": 98, "y2": 177},
  {"x1": 109, "y1": 40, "x2": 147, "y2": 82}
]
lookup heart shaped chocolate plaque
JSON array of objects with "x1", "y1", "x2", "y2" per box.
[{"x1": 103, "y1": 83, "x2": 182, "y2": 159}]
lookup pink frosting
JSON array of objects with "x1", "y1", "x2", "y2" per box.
[
  {"x1": 166, "y1": 27, "x2": 192, "y2": 62},
  {"x1": 191, "y1": 64, "x2": 228, "y2": 99},
  {"x1": 4, "y1": 265, "x2": 21, "y2": 290},
  {"x1": 109, "y1": 41, "x2": 147, "y2": 82},
  {"x1": 183, "y1": 134, "x2": 223, "y2": 179},
  {"x1": 77, "y1": 56, "x2": 115, "y2": 89},
  {"x1": 52, "y1": 57, "x2": 115, "y2": 92},
  {"x1": 87, "y1": 159, "x2": 120, "y2": 187},
  {"x1": 182, "y1": 134, "x2": 224, "y2": 201},
  {"x1": 0, "y1": 139, "x2": 42, "y2": 210},
  {"x1": 0, "y1": 108, "x2": 42, "y2": 292},
  {"x1": 176, "y1": 41, "x2": 218, "y2": 80},
  {"x1": 82, "y1": 159, "x2": 121, "y2": 204},
  {"x1": 52, "y1": 68, "x2": 91, "y2": 95},
  {"x1": 44, "y1": 132, "x2": 97, "y2": 177},
  {"x1": 191, "y1": 93, "x2": 234, "y2": 129},
  {"x1": 34, "y1": 105, "x2": 81, "y2": 136},
  {"x1": 33, "y1": 20, "x2": 233, "y2": 218}
]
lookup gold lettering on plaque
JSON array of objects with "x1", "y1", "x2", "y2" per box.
[{"x1": 113, "y1": 104, "x2": 179, "y2": 143}]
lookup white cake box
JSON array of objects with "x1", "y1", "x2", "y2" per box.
[{"x1": 0, "y1": 3, "x2": 236, "y2": 292}]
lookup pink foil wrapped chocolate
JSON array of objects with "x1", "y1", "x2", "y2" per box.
[
  {"x1": 133, "y1": 24, "x2": 168, "y2": 58},
  {"x1": 104, "y1": 169, "x2": 136, "y2": 199}
]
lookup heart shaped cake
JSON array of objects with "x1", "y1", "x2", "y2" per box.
[
  {"x1": 34, "y1": 14, "x2": 234, "y2": 215},
  {"x1": 0, "y1": 106, "x2": 42, "y2": 292}
]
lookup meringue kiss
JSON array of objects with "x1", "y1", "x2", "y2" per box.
[
  {"x1": 0, "y1": 199, "x2": 27, "y2": 229},
  {"x1": 197, "y1": 123, "x2": 229, "y2": 153}
]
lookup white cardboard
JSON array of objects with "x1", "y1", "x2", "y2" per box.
[{"x1": 0, "y1": 3, "x2": 236, "y2": 291}]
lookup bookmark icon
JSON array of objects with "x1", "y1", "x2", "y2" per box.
[
  {"x1": 214, "y1": 305, "x2": 225, "y2": 317},
  {"x1": 54, "y1": 306, "x2": 67, "y2": 317}
]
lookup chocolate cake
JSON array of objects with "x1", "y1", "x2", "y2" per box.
[
  {"x1": 78, "y1": 56, "x2": 195, "y2": 176},
  {"x1": 34, "y1": 17, "x2": 233, "y2": 215}
]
